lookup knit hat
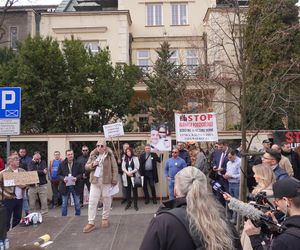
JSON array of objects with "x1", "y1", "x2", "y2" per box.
[{"x1": 273, "y1": 177, "x2": 300, "y2": 199}]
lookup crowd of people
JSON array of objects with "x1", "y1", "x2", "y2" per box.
[{"x1": 1, "y1": 138, "x2": 300, "y2": 249}]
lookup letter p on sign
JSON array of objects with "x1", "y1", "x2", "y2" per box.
[{"x1": 1, "y1": 91, "x2": 15, "y2": 109}]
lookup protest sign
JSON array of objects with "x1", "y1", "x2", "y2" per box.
[
  {"x1": 103, "y1": 122, "x2": 124, "y2": 139},
  {"x1": 175, "y1": 113, "x2": 218, "y2": 142},
  {"x1": 3, "y1": 171, "x2": 39, "y2": 186}
]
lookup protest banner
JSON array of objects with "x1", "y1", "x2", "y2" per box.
[
  {"x1": 3, "y1": 171, "x2": 39, "y2": 186},
  {"x1": 273, "y1": 130, "x2": 300, "y2": 148},
  {"x1": 175, "y1": 113, "x2": 218, "y2": 142}
]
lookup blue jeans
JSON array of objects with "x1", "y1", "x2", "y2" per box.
[
  {"x1": 168, "y1": 178, "x2": 175, "y2": 200},
  {"x1": 229, "y1": 182, "x2": 240, "y2": 199},
  {"x1": 61, "y1": 186, "x2": 80, "y2": 216}
]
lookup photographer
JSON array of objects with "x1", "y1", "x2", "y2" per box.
[{"x1": 245, "y1": 177, "x2": 300, "y2": 249}]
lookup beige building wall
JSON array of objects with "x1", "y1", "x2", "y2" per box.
[{"x1": 40, "y1": 11, "x2": 132, "y2": 64}]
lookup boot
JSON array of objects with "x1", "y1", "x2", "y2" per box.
[{"x1": 125, "y1": 202, "x2": 131, "y2": 210}]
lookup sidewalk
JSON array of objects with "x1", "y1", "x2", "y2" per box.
[{"x1": 8, "y1": 200, "x2": 160, "y2": 250}]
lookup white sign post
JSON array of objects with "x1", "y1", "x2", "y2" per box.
[{"x1": 175, "y1": 113, "x2": 218, "y2": 142}]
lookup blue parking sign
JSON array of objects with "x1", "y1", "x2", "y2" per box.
[{"x1": 0, "y1": 87, "x2": 21, "y2": 119}]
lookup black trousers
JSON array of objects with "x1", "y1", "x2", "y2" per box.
[
  {"x1": 126, "y1": 177, "x2": 138, "y2": 206},
  {"x1": 143, "y1": 171, "x2": 156, "y2": 201},
  {"x1": 3, "y1": 198, "x2": 23, "y2": 231},
  {"x1": 79, "y1": 178, "x2": 91, "y2": 204}
]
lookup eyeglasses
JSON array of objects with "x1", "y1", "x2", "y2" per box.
[
  {"x1": 172, "y1": 151, "x2": 178, "y2": 154},
  {"x1": 82, "y1": 149, "x2": 88, "y2": 152},
  {"x1": 97, "y1": 145, "x2": 104, "y2": 148}
]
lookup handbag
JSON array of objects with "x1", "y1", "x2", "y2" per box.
[{"x1": 134, "y1": 176, "x2": 142, "y2": 187}]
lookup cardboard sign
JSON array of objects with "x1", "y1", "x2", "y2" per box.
[
  {"x1": 103, "y1": 122, "x2": 124, "y2": 138},
  {"x1": 3, "y1": 171, "x2": 39, "y2": 186},
  {"x1": 175, "y1": 113, "x2": 218, "y2": 142}
]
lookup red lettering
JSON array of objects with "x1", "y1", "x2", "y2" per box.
[
  {"x1": 187, "y1": 115, "x2": 193, "y2": 121},
  {"x1": 294, "y1": 132, "x2": 300, "y2": 143},
  {"x1": 208, "y1": 114, "x2": 213, "y2": 120},
  {"x1": 200, "y1": 114, "x2": 206, "y2": 121},
  {"x1": 285, "y1": 132, "x2": 293, "y2": 143}
]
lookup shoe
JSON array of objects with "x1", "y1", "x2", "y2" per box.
[
  {"x1": 125, "y1": 203, "x2": 131, "y2": 210},
  {"x1": 153, "y1": 199, "x2": 157, "y2": 204},
  {"x1": 101, "y1": 219, "x2": 109, "y2": 228},
  {"x1": 134, "y1": 206, "x2": 139, "y2": 211},
  {"x1": 121, "y1": 199, "x2": 127, "y2": 204},
  {"x1": 144, "y1": 199, "x2": 150, "y2": 204},
  {"x1": 83, "y1": 224, "x2": 96, "y2": 233}
]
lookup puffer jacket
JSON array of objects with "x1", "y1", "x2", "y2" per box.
[{"x1": 85, "y1": 147, "x2": 118, "y2": 185}]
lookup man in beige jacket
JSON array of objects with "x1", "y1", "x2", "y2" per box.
[
  {"x1": 83, "y1": 139, "x2": 118, "y2": 233},
  {"x1": 272, "y1": 144, "x2": 294, "y2": 176}
]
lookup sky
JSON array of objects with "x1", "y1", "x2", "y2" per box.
[{"x1": 1, "y1": 0, "x2": 299, "y2": 6}]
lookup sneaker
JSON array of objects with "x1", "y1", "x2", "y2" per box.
[
  {"x1": 83, "y1": 224, "x2": 96, "y2": 233},
  {"x1": 101, "y1": 219, "x2": 109, "y2": 228}
]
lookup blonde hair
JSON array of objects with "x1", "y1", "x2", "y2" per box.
[
  {"x1": 175, "y1": 167, "x2": 234, "y2": 250},
  {"x1": 252, "y1": 164, "x2": 276, "y2": 195}
]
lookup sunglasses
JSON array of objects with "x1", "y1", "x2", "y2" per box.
[
  {"x1": 82, "y1": 149, "x2": 88, "y2": 152},
  {"x1": 97, "y1": 145, "x2": 104, "y2": 148},
  {"x1": 172, "y1": 151, "x2": 178, "y2": 154}
]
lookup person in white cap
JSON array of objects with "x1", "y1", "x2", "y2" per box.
[{"x1": 83, "y1": 139, "x2": 118, "y2": 233}]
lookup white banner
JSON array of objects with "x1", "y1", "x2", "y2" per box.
[
  {"x1": 103, "y1": 122, "x2": 124, "y2": 139},
  {"x1": 175, "y1": 113, "x2": 218, "y2": 142}
]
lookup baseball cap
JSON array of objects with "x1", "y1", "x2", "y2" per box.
[
  {"x1": 273, "y1": 177, "x2": 300, "y2": 199},
  {"x1": 263, "y1": 139, "x2": 271, "y2": 144}
]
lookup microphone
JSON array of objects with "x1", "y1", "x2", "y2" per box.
[
  {"x1": 228, "y1": 197, "x2": 264, "y2": 221},
  {"x1": 228, "y1": 198, "x2": 283, "y2": 231}
]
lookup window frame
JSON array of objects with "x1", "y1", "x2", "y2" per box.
[
  {"x1": 171, "y1": 3, "x2": 188, "y2": 25},
  {"x1": 146, "y1": 4, "x2": 163, "y2": 26},
  {"x1": 137, "y1": 50, "x2": 151, "y2": 72},
  {"x1": 10, "y1": 26, "x2": 18, "y2": 50}
]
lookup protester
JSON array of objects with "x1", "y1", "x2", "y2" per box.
[
  {"x1": 122, "y1": 147, "x2": 140, "y2": 211},
  {"x1": 271, "y1": 144, "x2": 294, "y2": 176},
  {"x1": 140, "y1": 167, "x2": 242, "y2": 250},
  {"x1": 18, "y1": 148, "x2": 31, "y2": 216},
  {"x1": 48, "y1": 151, "x2": 62, "y2": 208},
  {"x1": 83, "y1": 139, "x2": 118, "y2": 233},
  {"x1": 259, "y1": 139, "x2": 271, "y2": 153},
  {"x1": 245, "y1": 177, "x2": 300, "y2": 250},
  {"x1": 164, "y1": 148, "x2": 187, "y2": 200},
  {"x1": 27, "y1": 153, "x2": 48, "y2": 214},
  {"x1": 176, "y1": 142, "x2": 191, "y2": 166},
  {"x1": 77, "y1": 145, "x2": 90, "y2": 206},
  {"x1": 0, "y1": 155, "x2": 26, "y2": 231},
  {"x1": 117, "y1": 143, "x2": 129, "y2": 204},
  {"x1": 262, "y1": 149, "x2": 288, "y2": 180},
  {"x1": 58, "y1": 149, "x2": 83, "y2": 217},
  {"x1": 281, "y1": 142, "x2": 300, "y2": 180},
  {"x1": 139, "y1": 144, "x2": 161, "y2": 204},
  {"x1": 187, "y1": 142, "x2": 207, "y2": 173}
]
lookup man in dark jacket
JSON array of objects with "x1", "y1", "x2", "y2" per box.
[
  {"x1": 281, "y1": 142, "x2": 300, "y2": 180},
  {"x1": 245, "y1": 177, "x2": 300, "y2": 249},
  {"x1": 177, "y1": 142, "x2": 191, "y2": 166},
  {"x1": 27, "y1": 152, "x2": 48, "y2": 214},
  {"x1": 58, "y1": 149, "x2": 83, "y2": 216},
  {"x1": 77, "y1": 145, "x2": 90, "y2": 206},
  {"x1": 139, "y1": 144, "x2": 161, "y2": 204}
]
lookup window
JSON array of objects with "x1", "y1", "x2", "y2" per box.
[
  {"x1": 186, "y1": 49, "x2": 198, "y2": 74},
  {"x1": 169, "y1": 49, "x2": 179, "y2": 65},
  {"x1": 84, "y1": 42, "x2": 99, "y2": 54},
  {"x1": 171, "y1": 3, "x2": 187, "y2": 25},
  {"x1": 10, "y1": 27, "x2": 17, "y2": 50},
  {"x1": 146, "y1": 4, "x2": 162, "y2": 26},
  {"x1": 137, "y1": 50, "x2": 150, "y2": 72}
]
